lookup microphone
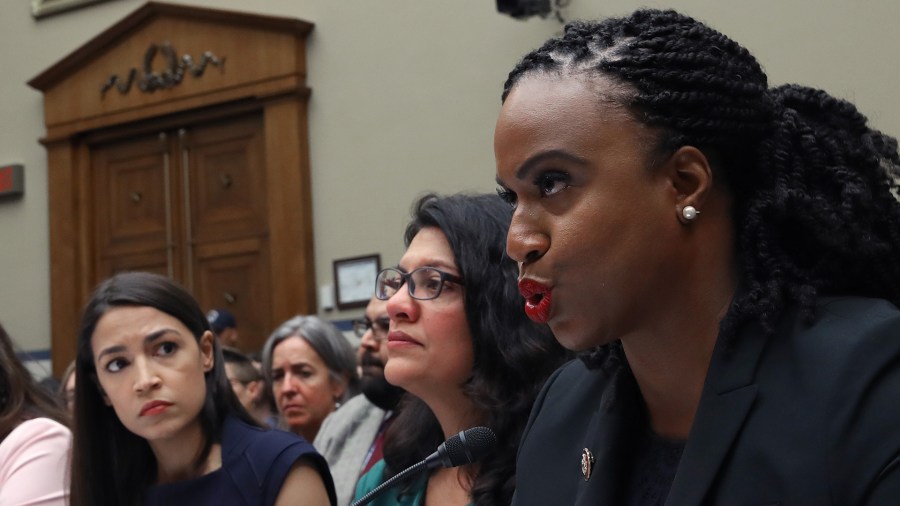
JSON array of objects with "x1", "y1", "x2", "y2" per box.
[{"x1": 351, "y1": 426, "x2": 497, "y2": 506}]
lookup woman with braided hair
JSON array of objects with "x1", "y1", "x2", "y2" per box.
[{"x1": 494, "y1": 8, "x2": 900, "y2": 506}]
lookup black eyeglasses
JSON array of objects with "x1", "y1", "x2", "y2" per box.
[
  {"x1": 352, "y1": 316, "x2": 390, "y2": 338},
  {"x1": 375, "y1": 267, "x2": 464, "y2": 301}
]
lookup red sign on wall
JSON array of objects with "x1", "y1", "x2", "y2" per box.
[
  {"x1": 0, "y1": 164, "x2": 24, "y2": 197},
  {"x1": 0, "y1": 167, "x2": 10, "y2": 191}
]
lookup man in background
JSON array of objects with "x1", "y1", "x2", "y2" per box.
[
  {"x1": 222, "y1": 346, "x2": 278, "y2": 428},
  {"x1": 207, "y1": 307, "x2": 240, "y2": 347},
  {"x1": 314, "y1": 296, "x2": 405, "y2": 505}
]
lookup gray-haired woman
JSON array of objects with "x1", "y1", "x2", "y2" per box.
[{"x1": 262, "y1": 315, "x2": 359, "y2": 441}]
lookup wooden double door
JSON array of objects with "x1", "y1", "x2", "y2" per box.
[
  {"x1": 30, "y1": 3, "x2": 317, "y2": 374},
  {"x1": 90, "y1": 112, "x2": 272, "y2": 350}
]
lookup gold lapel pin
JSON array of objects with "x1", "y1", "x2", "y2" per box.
[{"x1": 581, "y1": 448, "x2": 595, "y2": 481}]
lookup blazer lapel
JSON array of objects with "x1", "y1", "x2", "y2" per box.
[
  {"x1": 576, "y1": 370, "x2": 643, "y2": 506},
  {"x1": 665, "y1": 324, "x2": 769, "y2": 506}
]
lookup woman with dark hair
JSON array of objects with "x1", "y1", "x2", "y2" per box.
[
  {"x1": 262, "y1": 315, "x2": 359, "y2": 443},
  {"x1": 494, "y1": 8, "x2": 900, "y2": 505},
  {"x1": 70, "y1": 272, "x2": 336, "y2": 506},
  {"x1": 353, "y1": 193, "x2": 569, "y2": 506},
  {"x1": 0, "y1": 324, "x2": 70, "y2": 505}
]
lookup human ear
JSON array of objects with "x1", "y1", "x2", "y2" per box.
[
  {"x1": 666, "y1": 146, "x2": 714, "y2": 224},
  {"x1": 247, "y1": 379, "x2": 263, "y2": 401},
  {"x1": 330, "y1": 375, "x2": 347, "y2": 404},
  {"x1": 199, "y1": 331, "x2": 215, "y2": 372}
]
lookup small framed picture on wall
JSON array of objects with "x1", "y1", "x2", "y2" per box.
[{"x1": 333, "y1": 254, "x2": 381, "y2": 310}]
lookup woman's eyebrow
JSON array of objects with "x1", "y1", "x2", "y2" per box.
[
  {"x1": 513, "y1": 149, "x2": 589, "y2": 180},
  {"x1": 96, "y1": 328, "x2": 175, "y2": 361}
]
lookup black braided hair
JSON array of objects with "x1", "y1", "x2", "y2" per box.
[{"x1": 502, "y1": 9, "x2": 900, "y2": 361}]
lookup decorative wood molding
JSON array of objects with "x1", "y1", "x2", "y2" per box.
[
  {"x1": 28, "y1": 1, "x2": 314, "y2": 138},
  {"x1": 28, "y1": 2, "x2": 312, "y2": 91},
  {"x1": 101, "y1": 42, "x2": 225, "y2": 96}
]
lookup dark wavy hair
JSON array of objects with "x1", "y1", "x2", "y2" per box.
[
  {"x1": 0, "y1": 324, "x2": 68, "y2": 442},
  {"x1": 70, "y1": 272, "x2": 257, "y2": 506},
  {"x1": 502, "y1": 9, "x2": 900, "y2": 366},
  {"x1": 381, "y1": 193, "x2": 570, "y2": 505}
]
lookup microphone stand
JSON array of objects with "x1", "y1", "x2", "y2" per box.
[
  {"x1": 350, "y1": 427, "x2": 496, "y2": 506},
  {"x1": 350, "y1": 457, "x2": 430, "y2": 506}
]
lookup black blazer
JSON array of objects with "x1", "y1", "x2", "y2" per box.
[{"x1": 512, "y1": 297, "x2": 900, "y2": 505}]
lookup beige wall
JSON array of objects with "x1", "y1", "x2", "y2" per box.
[{"x1": 1, "y1": 0, "x2": 898, "y2": 360}]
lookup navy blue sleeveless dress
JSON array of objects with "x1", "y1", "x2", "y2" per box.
[{"x1": 144, "y1": 416, "x2": 336, "y2": 506}]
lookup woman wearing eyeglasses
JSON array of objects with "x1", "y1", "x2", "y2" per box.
[
  {"x1": 353, "y1": 193, "x2": 569, "y2": 506},
  {"x1": 315, "y1": 297, "x2": 406, "y2": 506}
]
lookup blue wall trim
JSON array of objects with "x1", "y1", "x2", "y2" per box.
[
  {"x1": 18, "y1": 349, "x2": 51, "y2": 361},
  {"x1": 333, "y1": 319, "x2": 353, "y2": 332}
]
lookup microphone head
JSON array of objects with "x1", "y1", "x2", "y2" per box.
[{"x1": 438, "y1": 426, "x2": 497, "y2": 467}]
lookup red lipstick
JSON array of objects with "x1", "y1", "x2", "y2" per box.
[
  {"x1": 139, "y1": 400, "x2": 172, "y2": 417},
  {"x1": 518, "y1": 278, "x2": 552, "y2": 324}
]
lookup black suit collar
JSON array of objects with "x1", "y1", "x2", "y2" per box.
[
  {"x1": 667, "y1": 321, "x2": 769, "y2": 505},
  {"x1": 574, "y1": 366, "x2": 642, "y2": 505},
  {"x1": 573, "y1": 321, "x2": 770, "y2": 506}
]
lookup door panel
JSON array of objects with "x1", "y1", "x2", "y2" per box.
[
  {"x1": 88, "y1": 112, "x2": 274, "y2": 354},
  {"x1": 99, "y1": 250, "x2": 171, "y2": 279},
  {"x1": 185, "y1": 114, "x2": 267, "y2": 245},
  {"x1": 193, "y1": 237, "x2": 271, "y2": 352},
  {"x1": 93, "y1": 135, "x2": 169, "y2": 254}
]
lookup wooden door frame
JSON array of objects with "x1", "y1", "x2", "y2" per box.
[{"x1": 29, "y1": 3, "x2": 316, "y2": 375}]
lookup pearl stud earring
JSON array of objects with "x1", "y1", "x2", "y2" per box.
[{"x1": 682, "y1": 205, "x2": 699, "y2": 221}]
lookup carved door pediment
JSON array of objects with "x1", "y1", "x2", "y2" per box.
[{"x1": 31, "y1": 1, "x2": 312, "y2": 140}]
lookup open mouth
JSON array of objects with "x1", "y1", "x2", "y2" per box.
[
  {"x1": 526, "y1": 292, "x2": 545, "y2": 306},
  {"x1": 518, "y1": 279, "x2": 553, "y2": 324}
]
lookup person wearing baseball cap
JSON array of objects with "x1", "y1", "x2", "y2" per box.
[{"x1": 207, "y1": 308, "x2": 239, "y2": 347}]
